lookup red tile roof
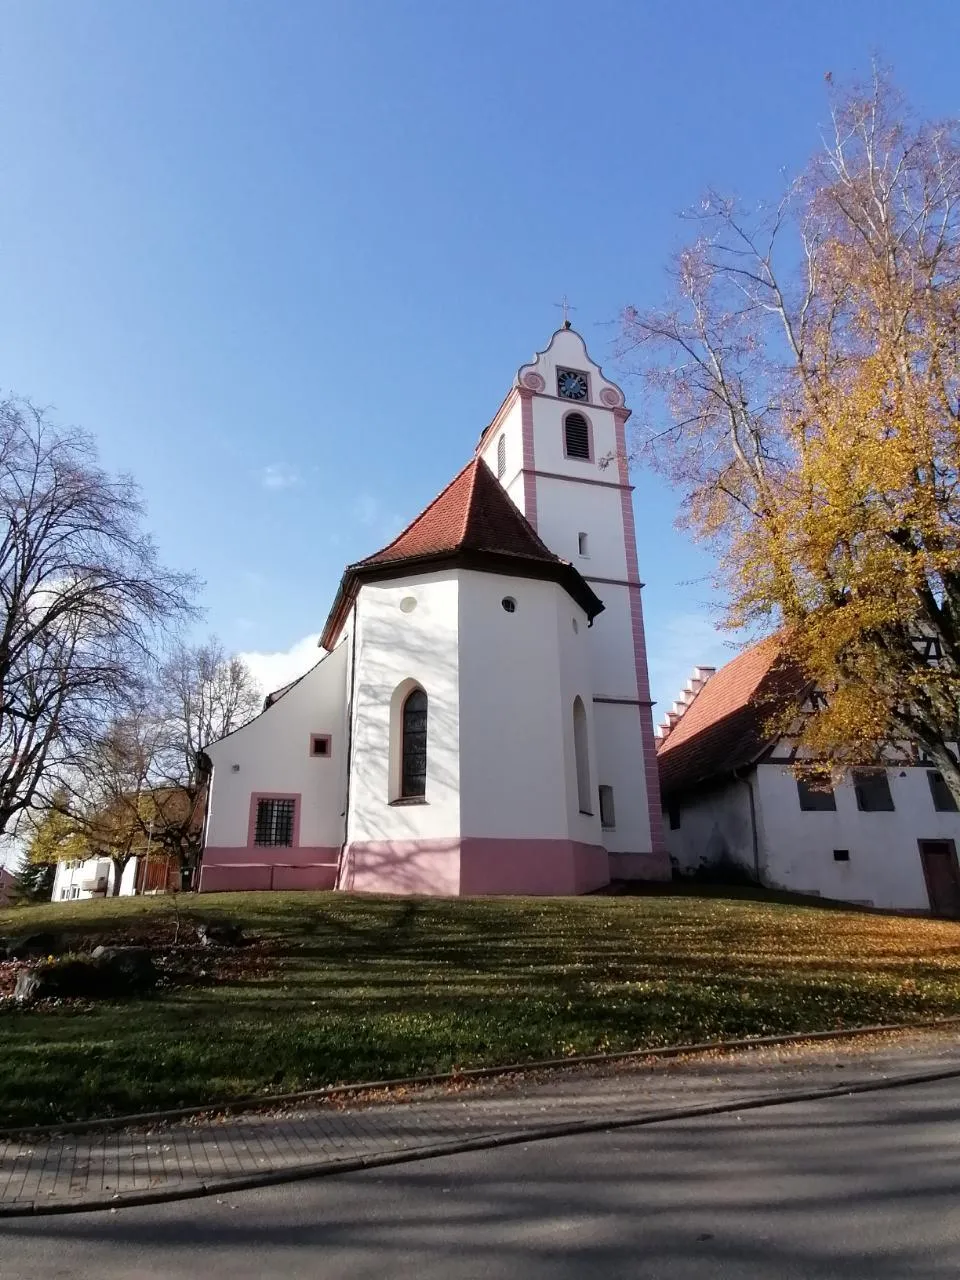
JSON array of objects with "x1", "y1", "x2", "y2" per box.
[
  {"x1": 657, "y1": 637, "x2": 807, "y2": 797},
  {"x1": 320, "y1": 458, "x2": 602, "y2": 648},
  {"x1": 359, "y1": 458, "x2": 560, "y2": 567}
]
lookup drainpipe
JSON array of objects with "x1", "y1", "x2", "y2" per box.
[
  {"x1": 334, "y1": 606, "x2": 359, "y2": 892},
  {"x1": 735, "y1": 768, "x2": 762, "y2": 885}
]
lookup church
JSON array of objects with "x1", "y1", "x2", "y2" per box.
[{"x1": 199, "y1": 324, "x2": 670, "y2": 896}]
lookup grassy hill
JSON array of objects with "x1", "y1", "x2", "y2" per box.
[{"x1": 1, "y1": 890, "x2": 959, "y2": 1126}]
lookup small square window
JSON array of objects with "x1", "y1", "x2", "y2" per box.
[
  {"x1": 927, "y1": 770, "x2": 958, "y2": 812},
  {"x1": 796, "y1": 775, "x2": 837, "y2": 811},
  {"x1": 599, "y1": 785, "x2": 616, "y2": 829},
  {"x1": 853, "y1": 769, "x2": 895, "y2": 812},
  {"x1": 310, "y1": 734, "x2": 332, "y2": 758},
  {"x1": 578, "y1": 532, "x2": 589, "y2": 557},
  {"x1": 833, "y1": 849, "x2": 850, "y2": 862}
]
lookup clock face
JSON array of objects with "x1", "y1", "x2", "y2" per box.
[{"x1": 557, "y1": 368, "x2": 588, "y2": 401}]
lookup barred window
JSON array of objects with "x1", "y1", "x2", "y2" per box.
[
  {"x1": 564, "y1": 412, "x2": 591, "y2": 460},
  {"x1": 852, "y1": 769, "x2": 895, "y2": 812},
  {"x1": 497, "y1": 433, "x2": 506, "y2": 478},
  {"x1": 928, "y1": 771, "x2": 959, "y2": 812},
  {"x1": 401, "y1": 689, "x2": 428, "y2": 798},
  {"x1": 254, "y1": 797, "x2": 295, "y2": 846},
  {"x1": 796, "y1": 775, "x2": 837, "y2": 811}
]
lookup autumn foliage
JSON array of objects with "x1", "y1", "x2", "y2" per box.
[{"x1": 623, "y1": 71, "x2": 960, "y2": 797}]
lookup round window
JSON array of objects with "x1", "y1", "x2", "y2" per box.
[
  {"x1": 399, "y1": 596, "x2": 418, "y2": 614},
  {"x1": 501, "y1": 597, "x2": 517, "y2": 613}
]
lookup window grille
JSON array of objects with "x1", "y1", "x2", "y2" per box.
[
  {"x1": 852, "y1": 769, "x2": 895, "y2": 812},
  {"x1": 254, "y1": 798, "x2": 296, "y2": 846},
  {"x1": 928, "y1": 770, "x2": 958, "y2": 812}
]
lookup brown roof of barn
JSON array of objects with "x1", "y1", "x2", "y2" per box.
[
  {"x1": 657, "y1": 636, "x2": 807, "y2": 798},
  {"x1": 320, "y1": 458, "x2": 603, "y2": 648}
]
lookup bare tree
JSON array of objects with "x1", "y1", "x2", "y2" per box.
[
  {"x1": 145, "y1": 638, "x2": 262, "y2": 880},
  {"x1": 0, "y1": 397, "x2": 196, "y2": 835}
]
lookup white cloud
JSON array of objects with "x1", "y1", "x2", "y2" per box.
[
  {"x1": 647, "y1": 612, "x2": 734, "y2": 711},
  {"x1": 260, "y1": 464, "x2": 302, "y2": 492},
  {"x1": 238, "y1": 633, "x2": 322, "y2": 697}
]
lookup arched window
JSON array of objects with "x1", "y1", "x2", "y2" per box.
[
  {"x1": 401, "y1": 688, "x2": 428, "y2": 798},
  {"x1": 573, "y1": 696, "x2": 592, "y2": 814},
  {"x1": 564, "y1": 412, "x2": 591, "y2": 461},
  {"x1": 497, "y1": 433, "x2": 506, "y2": 478}
]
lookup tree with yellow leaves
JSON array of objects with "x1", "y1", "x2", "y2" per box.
[{"x1": 622, "y1": 69, "x2": 960, "y2": 799}]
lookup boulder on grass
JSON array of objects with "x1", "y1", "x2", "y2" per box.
[
  {"x1": 90, "y1": 946, "x2": 158, "y2": 994},
  {"x1": 6, "y1": 932, "x2": 64, "y2": 960},
  {"x1": 196, "y1": 920, "x2": 246, "y2": 947},
  {"x1": 14, "y1": 948, "x2": 159, "y2": 1004},
  {"x1": 15, "y1": 958, "x2": 98, "y2": 1002}
]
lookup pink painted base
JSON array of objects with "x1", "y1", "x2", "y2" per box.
[
  {"x1": 608, "y1": 851, "x2": 672, "y2": 883},
  {"x1": 340, "y1": 837, "x2": 610, "y2": 897},
  {"x1": 199, "y1": 847, "x2": 339, "y2": 893}
]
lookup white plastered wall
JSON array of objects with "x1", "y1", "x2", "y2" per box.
[
  {"x1": 346, "y1": 573, "x2": 461, "y2": 843},
  {"x1": 665, "y1": 781, "x2": 757, "y2": 880},
  {"x1": 457, "y1": 569, "x2": 598, "y2": 845},
  {"x1": 205, "y1": 640, "x2": 349, "y2": 850},
  {"x1": 477, "y1": 395, "x2": 525, "y2": 515},
  {"x1": 755, "y1": 763, "x2": 960, "y2": 909},
  {"x1": 51, "y1": 856, "x2": 138, "y2": 901}
]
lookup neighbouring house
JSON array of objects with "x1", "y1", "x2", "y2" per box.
[
  {"x1": 51, "y1": 855, "x2": 139, "y2": 901},
  {"x1": 200, "y1": 324, "x2": 670, "y2": 897},
  {"x1": 49, "y1": 787, "x2": 201, "y2": 903},
  {"x1": 657, "y1": 637, "x2": 960, "y2": 916},
  {"x1": 0, "y1": 866, "x2": 15, "y2": 906}
]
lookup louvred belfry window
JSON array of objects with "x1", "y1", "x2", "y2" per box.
[
  {"x1": 401, "y1": 688, "x2": 428, "y2": 798},
  {"x1": 564, "y1": 412, "x2": 590, "y2": 460},
  {"x1": 497, "y1": 433, "x2": 506, "y2": 478}
]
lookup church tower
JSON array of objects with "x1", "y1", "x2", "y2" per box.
[{"x1": 476, "y1": 324, "x2": 668, "y2": 881}]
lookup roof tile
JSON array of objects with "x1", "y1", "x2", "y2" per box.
[
  {"x1": 657, "y1": 637, "x2": 806, "y2": 796},
  {"x1": 360, "y1": 458, "x2": 560, "y2": 567}
]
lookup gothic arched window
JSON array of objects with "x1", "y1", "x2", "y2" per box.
[
  {"x1": 563, "y1": 412, "x2": 591, "y2": 461},
  {"x1": 401, "y1": 688, "x2": 428, "y2": 798},
  {"x1": 573, "y1": 695, "x2": 592, "y2": 814}
]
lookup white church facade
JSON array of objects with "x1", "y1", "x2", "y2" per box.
[{"x1": 200, "y1": 326, "x2": 670, "y2": 896}]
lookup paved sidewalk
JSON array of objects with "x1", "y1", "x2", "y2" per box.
[{"x1": 3, "y1": 1030, "x2": 960, "y2": 1216}]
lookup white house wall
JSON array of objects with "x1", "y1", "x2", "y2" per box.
[
  {"x1": 755, "y1": 763, "x2": 956, "y2": 910},
  {"x1": 200, "y1": 641, "x2": 349, "y2": 892},
  {"x1": 51, "y1": 856, "x2": 138, "y2": 901},
  {"x1": 665, "y1": 781, "x2": 757, "y2": 881}
]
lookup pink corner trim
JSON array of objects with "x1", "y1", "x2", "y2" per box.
[
  {"x1": 613, "y1": 409, "x2": 668, "y2": 864},
  {"x1": 247, "y1": 792, "x2": 301, "y2": 848},
  {"x1": 518, "y1": 388, "x2": 538, "y2": 529},
  {"x1": 562, "y1": 409, "x2": 595, "y2": 464}
]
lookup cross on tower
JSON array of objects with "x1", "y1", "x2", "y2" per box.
[{"x1": 554, "y1": 295, "x2": 576, "y2": 329}]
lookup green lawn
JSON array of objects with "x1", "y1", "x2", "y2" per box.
[{"x1": 1, "y1": 890, "x2": 959, "y2": 1127}]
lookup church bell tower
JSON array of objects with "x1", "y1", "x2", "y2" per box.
[{"x1": 475, "y1": 324, "x2": 669, "y2": 881}]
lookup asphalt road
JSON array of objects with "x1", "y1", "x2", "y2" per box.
[{"x1": 4, "y1": 1076, "x2": 960, "y2": 1279}]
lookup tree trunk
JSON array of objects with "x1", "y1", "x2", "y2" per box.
[{"x1": 110, "y1": 857, "x2": 126, "y2": 897}]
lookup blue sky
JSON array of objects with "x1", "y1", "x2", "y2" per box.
[{"x1": 3, "y1": 0, "x2": 959, "y2": 709}]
